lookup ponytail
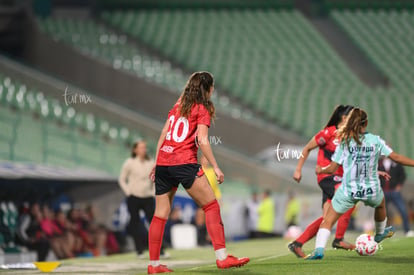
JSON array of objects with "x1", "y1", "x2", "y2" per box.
[
  {"x1": 337, "y1": 108, "x2": 368, "y2": 147},
  {"x1": 325, "y1": 105, "x2": 354, "y2": 128}
]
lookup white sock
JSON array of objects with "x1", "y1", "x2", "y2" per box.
[
  {"x1": 215, "y1": 248, "x2": 227, "y2": 261},
  {"x1": 375, "y1": 218, "x2": 387, "y2": 235},
  {"x1": 149, "y1": 260, "x2": 160, "y2": 267},
  {"x1": 315, "y1": 228, "x2": 331, "y2": 249}
]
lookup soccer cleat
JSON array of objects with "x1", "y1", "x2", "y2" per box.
[
  {"x1": 216, "y1": 255, "x2": 250, "y2": 269},
  {"x1": 288, "y1": 242, "x2": 306, "y2": 258},
  {"x1": 147, "y1": 264, "x2": 173, "y2": 274},
  {"x1": 332, "y1": 238, "x2": 356, "y2": 250},
  {"x1": 374, "y1": 226, "x2": 395, "y2": 243},
  {"x1": 305, "y1": 247, "x2": 324, "y2": 260}
]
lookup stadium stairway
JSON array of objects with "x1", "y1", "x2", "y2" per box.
[{"x1": 307, "y1": 16, "x2": 389, "y2": 87}]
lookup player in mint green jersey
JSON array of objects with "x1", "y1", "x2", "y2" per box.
[{"x1": 306, "y1": 108, "x2": 414, "y2": 260}]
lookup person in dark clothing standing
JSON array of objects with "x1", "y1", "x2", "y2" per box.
[
  {"x1": 379, "y1": 156, "x2": 414, "y2": 237},
  {"x1": 119, "y1": 140, "x2": 168, "y2": 257}
]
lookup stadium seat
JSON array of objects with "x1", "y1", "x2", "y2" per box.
[
  {"x1": 35, "y1": 10, "x2": 414, "y2": 178},
  {"x1": 331, "y1": 8, "x2": 414, "y2": 159},
  {"x1": 0, "y1": 74, "x2": 148, "y2": 176}
]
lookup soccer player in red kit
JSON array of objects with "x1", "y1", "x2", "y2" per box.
[
  {"x1": 288, "y1": 105, "x2": 356, "y2": 258},
  {"x1": 147, "y1": 72, "x2": 249, "y2": 274}
]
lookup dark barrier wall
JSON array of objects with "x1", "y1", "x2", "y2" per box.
[
  {"x1": 95, "y1": 0, "x2": 414, "y2": 15},
  {"x1": 96, "y1": 0, "x2": 295, "y2": 10},
  {"x1": 25, "y1": 25, "x2": 305, "y2": 156}
]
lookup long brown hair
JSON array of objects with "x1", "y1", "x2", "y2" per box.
[
  {"x1": 131, "y1": 140, "x2": 150, "y2": 160},
  {"x1": 179, "y1": 71, "x2": 215, "y2": 120},
  {"x1": 337, "y1": 108, "x2": 368, "y2": 147},
  {"x1": 325, "y1": 104, "x2": 354, "y2": 128}
]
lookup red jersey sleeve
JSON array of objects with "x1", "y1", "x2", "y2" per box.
[{"x1": 197, "y1": 104, "x2": 211, "y2": 127}]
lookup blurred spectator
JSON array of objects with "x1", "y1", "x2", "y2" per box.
[
  {"x1": 200, "y1": 155, "x2": 222, "y2": 205},
  {"x1": 245, "y1": 191, "x2": 259, "y2": 239},
  {"x1": 67, "y1": 208, "x2": 95, "y2": 256},
  {"x1": 110, "y1": 200, "x2": 129, "y2": 253},
  {"x1": 119, "y1": 140, "x2": 167, "y2": 257},
  {"x1": 347, "y1": 202, "x2": 360, "y2": 231},
  {"x1": 379, "y1": 156, "x2": 414, "y2": 237},
  {"x1": 54, "y1": 209, "x2": 82, "y2": 255},
  {"x1": 284, "y1": 191, "x2": 300, "y2": 227},
  {"x1": 83, "y1": 204, "x2": 108, "y2": 256},
  {"x1": 257, "y1": 190, "x2": 276, "y2": 238},
  {"x1": 0, "y1": 201, "x2": 19, "y2": 252},
  {"x1": 164, "y1": 205, "x2": 183, "y2": 247},
  {"x1": 16, "y1": 202, "x2": 50, "y2": 261},
  {"x1": 40, "y1": 205, "x2": 74, "y2": 259},
  {"x1": 192, "y1": 207, "x2": 211, "y2": 246}
]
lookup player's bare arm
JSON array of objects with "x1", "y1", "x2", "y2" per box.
[
  {"x1": 150, "y1": 119, "x2": 170, "y2": 181},
  {"x1": 388, "y1": 152, "x2": 414, "y2": 167},
  {"x1": 197, "y1": 124, "x2": 224, "y2": 184},
  {"x1": 293, "y1": 137, "x2": 318, "y2": 183}
]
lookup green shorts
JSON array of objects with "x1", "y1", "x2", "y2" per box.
[{"x1": 332, "y1": 185, "x2": 384, "y2": 214}]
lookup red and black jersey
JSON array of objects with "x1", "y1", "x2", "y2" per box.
[
  {"x1": 314, "y1": 125, "x2": 343, "y2": 183},
  {"x1": 156, "y1": 101, "x2": 211, "y2": 166}
]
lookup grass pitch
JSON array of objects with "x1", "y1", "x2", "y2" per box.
[{"x1": 2, "y1": 232, "x2": 414, "y2": 274}]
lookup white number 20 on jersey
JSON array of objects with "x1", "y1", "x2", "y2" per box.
[{"x1": 166, "y1": 115, "x2": 189, "y2": 143}]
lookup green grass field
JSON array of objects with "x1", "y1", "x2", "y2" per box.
[{"x1": 2, "y1": 233, "x2": 414, "y2": 274}]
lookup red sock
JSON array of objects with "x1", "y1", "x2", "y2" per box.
[
  {"x1": 148, "y1": 216, "x2": 167, "y2": 261},
  {"x1": 203, "y1": 200, "x2": 226, "y2": 250},
  {"x1": 335, "y1": 206, "x2": 355, "y2": 240},
  {"x1": 296, "y1": 216, "x2": 323, "y2": 245}
]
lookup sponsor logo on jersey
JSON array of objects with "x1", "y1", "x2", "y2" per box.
[
  {"x1": 349, "y1": 145, "x2": 374, "y2": 153},
  {"x1": 351, "y1": 187, "x2": 373, "y2": 198},
  {"x1": 318, "y1": 137, "x2": 326, "y2": 145},
  {"x1": 160, "y1": 145, "x2": 174, "y2": 153}
]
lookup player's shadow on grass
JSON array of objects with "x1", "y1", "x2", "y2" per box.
[
  {"x1": 341, "y1": 256, "x2": 413, "y2": 264},
  {"x1": 188, "y1": 268, "x2": 261, "y2": 274},
  {"x1": 363, "y1": 256, "x2": 413, "y2": 264}
]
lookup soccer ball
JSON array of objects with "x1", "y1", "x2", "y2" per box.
[
  {"x1": 284, "y1": 225, "x2": 302, "y2": 240},
  {"x1": 355, "y1": 233, "x2": 379, "y2": 256}
]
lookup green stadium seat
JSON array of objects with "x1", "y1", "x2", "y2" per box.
[
  {"x1": 34, "y1": 10, "x2": 414, "y2": 168},
  {"x1": 14, "y1": 113, "x2": 43, "y2": 163},
  {"x1": 331, "y1": 9, "x2": 414, "y2": 159},
  {"x1": 0, "y1": 74, "x2": 154, "y2": 176}
]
